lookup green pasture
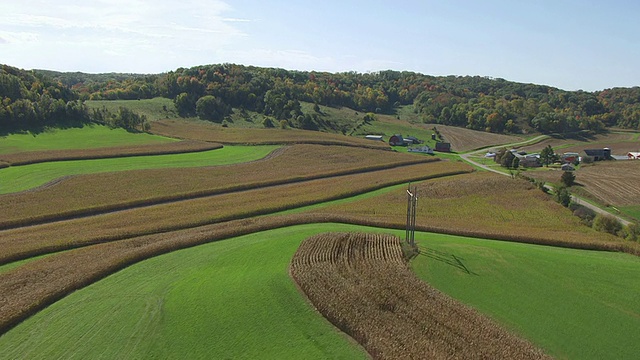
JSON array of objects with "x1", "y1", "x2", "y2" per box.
[
  {"x1": 0, "y1": 124, "x2": 175, "y2": 154},
  {"x1": 85, "y1": 97, "x2": 179, "y2": 122},
  {"x1": 411, "y1": 234, "x2": 640, "y2": 360},
  {"x1": 0, "y1": 145, "x2": 279, "y2": 194},
  {"x1": 620, "y1": 205, "x2": 640, "y2": 222},
  {"x1": 1, "y1": 224, "x2": 638, "y2": 359},
  {"x1": 0, "y1": 224, "x2": 377, "y2": 359}
]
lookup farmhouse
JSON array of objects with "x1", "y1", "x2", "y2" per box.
[
  {"x1": 407, "y1": 145, "x2": 434, "y2": 155},
  {"x1": 435, "y1": 142, "x2": 451, "y2": 152},
  {"x1": 513, "y1": 152, "x2": 541, "y2": 168},
  {"x1": 389, "y1": 134, "x2": 405, "y2": 146},
  {"x1": 584, "y1": 148, "x2": 611, "y2": 161},
  {"x1": 365, "y1": 135, "x2": 383, "y2": 141},
  {"x1": 628, "y1": 152, "x2": 640, "y2": 159}
]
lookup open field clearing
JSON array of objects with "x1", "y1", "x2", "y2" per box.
[
  {"x1": 0, "y1": 124, "x2": 175, "y2": 154},
  {"x1": 85, "y1": 97, "x2": 179, "y2": 121},
  {"x1": 0, "y1": 140, "x2": 221, "y2": 165},
  {"x1": 305, "y1": 172, "x2": 639, "y2": 254},
  {"x1": 291, "y1": 232, "x2": 549, "y2": 359},
  {"x1": 0, "y1": 144, "x2": 442, "y2": 228},
  {"x1": 150, "y1": 119, "x2": 390, "y2": 148},
  {"x1": 0, "y1": 161, "x2": 470, "y2": 263},
  {"x1": 412, "y1": 234, "x2": 640, "y2": 360},
  {"x1": 516, "y1": 131, "x2": 640, "y2": 154},
  {"x1": 0, "y1": 225, "x2": 370, "y2": 359},
  {"x1": 0, "y1": 145, "x2": 278, "y2": 194},
  {"x1": 529, "y1": 161, "x2": 640, "y2": 207},
  {"x1": 429, "y1": 124, "x2": 523, "y2": 152}
]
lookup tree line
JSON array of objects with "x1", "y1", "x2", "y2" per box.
[{"x1": 3, "y1": 63, "x2": 640, "y2": 134}]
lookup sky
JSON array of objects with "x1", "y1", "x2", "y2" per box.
[{"x1": 1, "y1": 0, "x2": 639, "y2": 91}]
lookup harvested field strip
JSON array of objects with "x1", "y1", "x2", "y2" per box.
[
  {"x1": 290, "y1": 232, "x2": 549, "y2": 359},
  {"x1": 0, "y1": 224, "x2": 371, "y2": 359},
  {"x1": 0, "y1": 145, "x2": 279, "y2": 195},
  {"x1": 0, "y1": 140, "x2": 222, "y2": 165},
  {"x1": 0, "y1": 144, "x2": 441, "y2": 228},
  {"x1": 0, "y1": 162, "x2": 470, "y2": 263},
  {"x1": 150, "y1": 119, "x2": 390, "y2": 149}
]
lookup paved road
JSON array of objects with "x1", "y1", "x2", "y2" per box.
[{"x1": 458, "y1": 137, "x2": 632, "y2": 227}]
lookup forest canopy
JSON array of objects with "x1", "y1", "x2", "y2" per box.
[{"x1": 2, "y1": 63, "x2": 640, "y2": 134}]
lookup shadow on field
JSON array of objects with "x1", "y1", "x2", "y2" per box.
[{"x1": 418, "y1": 247, "x2": 477, "y2": 275}]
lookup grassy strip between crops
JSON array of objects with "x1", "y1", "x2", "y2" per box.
[
  {"x1": 0, "y1": 144, "x2": 436, "y2": 227},
  {"x1": 0, "y1": 224, "x2": 372, "y2": 359},
  {"x1": 0, "y1": 124, "x2": 176, "y2": 154},
  {"x1": 411, "y1": 233, "x2": 640, "y2": 360},
  {"x1": 0, "y1": 162, "x2": 470, "y2": 264},
  {"x1": 0, "y1": 140, "x2": 222, "y2": 165},
  {"x1": 291, "y1": 232, "x2": 548, "y2": 359},
  {"x1": 0, "y1": 145, "x2": 279, "y2": 194}
]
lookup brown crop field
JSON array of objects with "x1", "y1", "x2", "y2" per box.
[
  {"x1": 530, "y1": 161, "x2": 640, "y2": 207},
  {"x1": 150, "y1": 119, "x2": 390, "y2": 149},
  {"x1": 0, "y1": 144, "x2": 439, "y2": 229},
  {"x1": 290, "y1": 232, "x2": 550, "y2": 359},
  {"x1": 517, "y1": 131, "x2": 640, "y2": 155},
  {"x1": 0, "y1": 161, "x2": 472, "y2": 264},
  {"x1": 0, "y1": 140, "x2": 222, "y2": 165},
  {"x1": 305, "y1": 172, "x2": 640, "y2": 254},
  {"x1": 428, "y1": 124, "x2": 523, "y2": 152}
]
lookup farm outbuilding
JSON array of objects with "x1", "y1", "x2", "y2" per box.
[
  {"x1": 435, "y1": 142, "x2": 451, "y2": 152},
  {"x1": 561, "y1": 163, "x2": 575, "y2": 171},
  {"x1": 365, "y1": 135, "x2": 384, "y2": 141},
  {"x1": 584, "y1": 148, "x2": 611, "y2": 161},
  {"x1": 562, "y1": 152, "x2": 580, "y2": 163},
  {"x1": 389, "y1": 134, "x2": 405, "y2": 146}
]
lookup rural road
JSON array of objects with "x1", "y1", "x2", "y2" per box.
[{"x1": 458, "y1": 136, "x2": 632, "y2": 227}]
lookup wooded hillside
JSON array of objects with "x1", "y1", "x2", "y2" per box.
[{"x1": 2, "y1": 63, "x2": 639, "y2": 134}]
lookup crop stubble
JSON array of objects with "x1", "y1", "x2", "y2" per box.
[
  {"x1": 290, "y1": 232, "x2": 550, "y2": 359},
  {"x1": 150, "y1": 119, "x2": 390, "y2": 149}
]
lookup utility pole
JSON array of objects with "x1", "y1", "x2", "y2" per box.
[{"x1": 406, "y1": 184, "x2": 418, "y2": 246}]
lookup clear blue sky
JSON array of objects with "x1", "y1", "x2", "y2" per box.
[{"x1": 1, "y1": 0, "x2": 638, "y2": 91}]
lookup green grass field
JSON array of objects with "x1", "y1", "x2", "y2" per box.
[
  {"x1": 0, "y1": 145, "x2": 279, "y2": 194},
  {"x1": 0, "y1": 224, "x2": 373, "y2": 359},
  {"x1": 85, "y1": 97, "x2": 179, "y2": 122},
  {"x1": 411, "y1": 234, "x2": 640, "y2": 360},
  {"x1": 2, "y1": 224, "x2": 638, "y2": 359},
  {"x1": 0, "y1": 124, "x2": 176, "y2": 154}
]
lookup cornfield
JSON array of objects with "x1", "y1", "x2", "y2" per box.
[{"x1": 290, "y1": 232, "x2": 550, "y2": 359}]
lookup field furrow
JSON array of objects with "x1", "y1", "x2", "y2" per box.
[{"x1": 290, "y1": 232, "x2": 550, "y2": 359}]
